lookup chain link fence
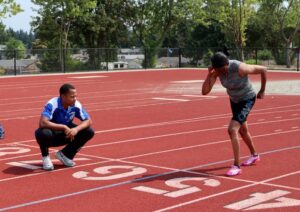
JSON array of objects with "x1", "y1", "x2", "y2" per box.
[{"x1": 0, "y1": 47, "x2": 299, "y2": 76}]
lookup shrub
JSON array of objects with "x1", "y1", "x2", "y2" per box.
[
  {"x1": 257, "y1": 49, "x2": 272, "y2": 60},
  {"x1": 203, "y1": 50, "x2": 213, "y2": 66},
  {"x1": 0, "y1": 68, "x2": 5, "y2": 75},
  {"x1": 245, "y1": 59, "x2": 260, "y2": 64}
]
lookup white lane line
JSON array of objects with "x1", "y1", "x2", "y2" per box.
[
  {"x1": 181, "y1": 95, "x2": 217, "y2": 98},
  {"x1": 0, "y1": 90, "x2": 191, "y2": 109},
  {"x1": 12, "y1": 101, "x2": 300, "y2": 119},
  {"x1": 0, "y1": 89, "x2": 155, "y2": 107},
  {"x1": 274, "y1": 129, "x2": 283, "y2": 132},
  {"x1": 69, "y1": 76, "x2": 108, "y2": 79},
  {"x1": 181, "y1": 94, "x2": 203, "y2": 97},
  {"x1": 1, "y1": 99, "x2": 300, "y2": 121},
  {"x1": 0, "y1": 99, "x2": 208, "y2": 121},
  {"x1": 4, "y1": 128, "x2": 300, "y2": 166},
  {"x1": 153, "y1": 146, "x2": 300, "y2": 212},
  {"x1": 0, "y1": 87, "x2": 153, "y2": 102},
  {"x1": 171, "y1": 80, "x2": 204, "y2": 83},
  {"x1": 1, "y1": 115, "x2": 300, "y2": 150},
  {"x1": 0, "y1": 159, "x2": 113, "y2": 182},
  {"x1": 0, "y1": 80, "x2": 122, "y2": 91},
  {"x1": 154, "y1": 170, "x2": 300, "y2": 212},
  {"x1": 86, "y1": 118, "x2": 300, "y2": 148},
  {"x1": 152, "y1": 97, "x2": 190, "y2": 102},
  {"x1": 121, "y1": 129, "x2": 300, "y2": 160},
  {"x1": 254, "y1": 104, "x2": 300, "y2": 112},
  {"x1": 154, "y1": 168, "x2": 300, "y2": 212},
  {"x1": 1, "y1": 145, "x2": 299, "y2": 212}
]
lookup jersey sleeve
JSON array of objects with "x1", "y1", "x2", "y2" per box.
[
  {"x1": 41, "y1": 103, "x2": 53, "y2": 120},
  {"x1": 75, "y1": 101, "x2": 90, "y2": 121}
]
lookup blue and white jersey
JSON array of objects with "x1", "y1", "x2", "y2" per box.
[{"x1": 41, "y1": 97, "x2": 90, "y2": 126}]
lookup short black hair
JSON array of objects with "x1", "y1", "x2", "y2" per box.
[
  {"x1": 59, "y1": 83, "x2": 75, "y2": 95},
  {"x1": 211, "y1": 52, "x2": 229, "y2": 68}
]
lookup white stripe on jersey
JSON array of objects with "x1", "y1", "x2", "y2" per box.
[
  {"x1": 47, "y1": 97, "x2": 59, "y2": 120},
  {"x1": 75, "y1": 100, "x2": 87, "y2": 120}
]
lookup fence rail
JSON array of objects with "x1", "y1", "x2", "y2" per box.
[{"x1": 0, "y1": 47, "x2": 299, "y2": 76}]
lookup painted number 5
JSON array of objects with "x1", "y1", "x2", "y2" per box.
[
  {"x1": 0, "y1": 147, "x2": 30, "y2": 157},
  {"x1": 132, "y1": 177, "x2": 220, "y2": 198},
  {"x1": 73, "y1": 165, "x2": 147, "y2": 180}
]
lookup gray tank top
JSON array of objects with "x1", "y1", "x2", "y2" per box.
[{"x1": 218, "y1": 60, "x2": 256, "y2": 103}]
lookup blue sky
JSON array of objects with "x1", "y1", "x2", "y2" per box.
[{"x1": 2, "y1": 0, "x2": 38, "y2": 32}]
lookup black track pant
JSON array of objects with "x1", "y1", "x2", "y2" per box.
[{"x1": 35, "y1": 124, "x2": 94, "y2": 159}]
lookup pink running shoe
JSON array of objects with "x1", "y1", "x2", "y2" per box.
[
  {"x1": 226, "y1": 165, "x2": 242, "y2": 176},
  {"x1": 242, "y1": 155, "x2": 260, "y2": 166}
]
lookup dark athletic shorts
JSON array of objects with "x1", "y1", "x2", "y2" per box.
[{"x1": 230, "y1": 96, "x2": 256, "y2": 125}]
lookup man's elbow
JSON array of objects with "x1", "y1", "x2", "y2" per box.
[
  {"x1": 39, "y1": 121, "x2": 46, "y2": 128},
  {"x1": 83, "y1": 119, "x2": 92, "y2": 127},
  {"x1": 260, "y1": 67, "x2": 267, "y2": 74},
  {"x1": 261, "y1": 68, "x2": 267, "y2": 79},
  {"x1": 38, "y1": 116, "x2": 49, "y2": 128}
]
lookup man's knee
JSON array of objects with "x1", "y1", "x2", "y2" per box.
[
  {"x1": 35, "y1": 128, "x2": 53, "y2": 141},
  {"x1": 88, "y1": 127, "x2": 95, "y2": 139},
  {"x1": 81, "y1": 127, "x2": 95, "y2": 141}
]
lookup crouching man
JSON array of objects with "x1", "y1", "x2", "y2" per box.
[{"x1": 35, "y1": 83, "x2": 94, "y2": 170}]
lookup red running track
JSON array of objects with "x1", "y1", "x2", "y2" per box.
[{"x1": 0, "y1": 69, "x2": 300, "y2": 211}]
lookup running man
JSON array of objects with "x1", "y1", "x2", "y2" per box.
[
  {"x1": 202, "y1": 52, "x2": 267, "y2": 176},
  {"x1": 35, "y1": 83, "x2": 94, "y2": 170}
]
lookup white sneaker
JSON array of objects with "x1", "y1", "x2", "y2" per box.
[
  {"x1": 55, "y1": 150, "x2": 75, "y2": 167},
  {"x1": 42, "y1": 156, "x2": 54, "y2": 170}
]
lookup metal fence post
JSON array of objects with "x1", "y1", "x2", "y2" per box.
[
  {"x1": 144, "y1": 48, "x2": 147, "y2": 69},
  {"x1": 14, "y1": 50, "x2": 17, "y2": 76},
  {"x1": 63, "y1": 48, "x2": 66, "y2": 73},
  {"x1": 106, "y1": 48, "x2": 109, "y2": 71},
  {"x1": 178, "y1": 48, "x2": 182, "y2": 68},
  {"x1": 255, "y1": 48, "x2": 258, "y2": 64},
  {"x1": 297, "y1": 47, "x2": 299, "y2": 72}
]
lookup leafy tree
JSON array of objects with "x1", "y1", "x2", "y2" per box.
[
  {"x1": 76, "y1": 0, "x2": 134, "y2": 48},
  {"x1": 267, "y1": 0, "x2": 299, "y2": 67},
  {"x1": 4, "y1": 28, "x2": 35, "y2": 48},
  {"x1": 132, "y1": 0, "x2": 205, "y2": 68},
  {"x1": 0, "y1": 0, "x2": 23, "y2": 49},
  {"x1": 72, "y1": 0, "x2": 135, "y2": 69},
  {"x1": 190, "y1": 20, "x2": 228, "y2": 64},
  {"x1": 245, "y1": 12, "x2": 279, "y2": 48},
  {"x1": 0, "y1": 22, "x2": 9, "y2": 43},
  {"x1": 163, "y1": 19, "x2": 227, "y2": 66},
  {"x1": 5, "y1": 37, "x2": 26, "y2": 59},
  {"x1": 0, "y1": 0, "x2": 22, "y2": 18},
  {"x1": 32, "y1": 0, "x2": 97, "y2": 71},
  {"x1": 205, "y1": 0, "x2": 257, "y2": 60}
]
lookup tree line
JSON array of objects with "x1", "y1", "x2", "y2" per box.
[{"x1": 1, "y1": 0, "x2": 300, "y2": 69}]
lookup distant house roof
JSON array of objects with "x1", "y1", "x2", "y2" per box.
[
  {"x1": 0, "y1": 45, "x2": 6, "y2": 50},
  {"x1": 119, "y1": 48, "x2": 142, "y2": 54},
  {"x1": 0, "y1": 59, "x2": 36, "y2": 68},
  {"x1": 157, "y1": 57, "x2": 190, "y2": 68}
]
